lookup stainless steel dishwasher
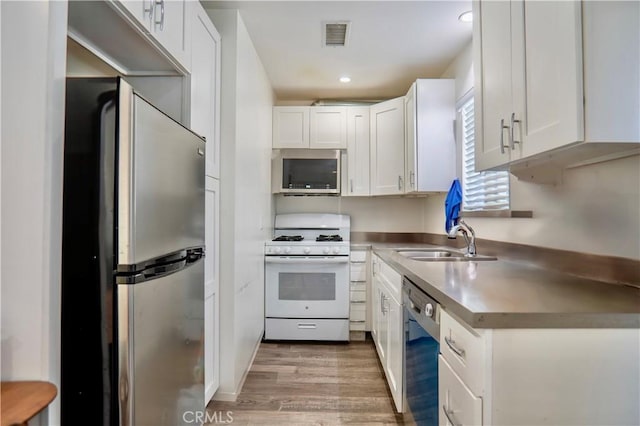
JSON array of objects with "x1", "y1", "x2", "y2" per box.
[{"x1": 403, "y1": 276, "x2": 440, "y2": 426}]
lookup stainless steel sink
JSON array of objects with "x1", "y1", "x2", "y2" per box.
[{"x1": 396, "y1": 248, "x2": 497, "y2": 262}]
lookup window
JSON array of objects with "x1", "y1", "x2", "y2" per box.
[{"x1": 459, "y1": 96, "x2": 510, "y2": 211}]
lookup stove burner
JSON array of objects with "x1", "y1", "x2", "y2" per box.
[
  {"x1": 272, "y1": 235, "x2": 304, "y2": 242},
  {"x1": 316, "y1": 234, "x2": 343, "y2": 242}
]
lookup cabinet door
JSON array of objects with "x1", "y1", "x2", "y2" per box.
[
  {"x1": 439, "y1": 356, "x2": 483, "y2": 426},
  {"x1": 204, "y1": 177, "x2": 220, "y2": 402},
  {"x1": 151, "y1": 0, "x2": 190, "y2": 68},
  {"x1": 386, "y1": 293, "x2": 404, "y2": 412},
  {"x1": 370, "y1": 97, "x2": 405, "y2": 195},
  {"x1": 273, "y1": 107, "x2": 310, "y2": 148},
  {"x1": 309, "y1": 107, "x2": 347, "y2": 149},
  {"x1": 378, "y1": 286, "x2": 389, "y2": 365},
  {"x1": 191, "y1": 3, "x2": 221, "y2": 178},
  {"x1": 474, "y1": 0, "x2": 513, "y2": 171},
  {"x1": 371, "y1": 258, "x2": 380, "y2": 342},
  {"x1": 511, "y1": 0, "x2": 583, "y2": 159},
  {"x1": 117, "y1": 0, "x2": 154, "y2": 29},
  {"x1": 344, "y1": 107, "x2": 370, "y2": 196},
  {"x1": 404, "y1": 83, "x2": 417, "y2": 192}
]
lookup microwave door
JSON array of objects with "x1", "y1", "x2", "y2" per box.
[{"x1": 277, "y1": 153, "x2": 341, "y2": 194}]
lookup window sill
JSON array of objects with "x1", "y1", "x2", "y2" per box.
[{"x1": 460, "y1": 210, "x2": 533, "y2": 218}]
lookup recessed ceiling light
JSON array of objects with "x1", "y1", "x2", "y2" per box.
[
  {"x1": 339, "y1": 76, "x2": 351, "y2": 83},
  {"x1": 458, "y1": 11, "x2": 473, "y2": 23}
]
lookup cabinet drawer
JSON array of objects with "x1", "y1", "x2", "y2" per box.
[
  {"x1": 350, "y1": 302, "x2": 366, "y2": 321},
  {"x1": 350, "y1": 263, "x2": 367, "y2": 281},
  {"x1": 350, "y1": 282, "x2": 366, "y2": 292},
  {"x1": 440, "y1": 310, "x2": 486, "y2": 397},
  {"x1": 349, "y1": 320, "x2": 366, "y2": 331},
  {"x1": 350, "y1": 250, "x2": 367, "y2": 263},
  {"x1": 438, "y1": 355, "x2": 483, "y2": 426},
  {"x1": 265, "y1": 318, "x2": 349, "y2": 341},
  {"x1": 350, "y1": 289, "x2": 366, "y2": 302}
]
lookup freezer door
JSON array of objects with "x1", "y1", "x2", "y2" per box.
[
  {"x1": 118, "y1": 258, "x2": 205, "y2": 426},
  {"x1": 118, "y1": 81, "x2": 205, "y2": 268}
]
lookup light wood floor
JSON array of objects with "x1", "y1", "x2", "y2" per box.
[{"x1": 206, "y1": 340, "x2": 406, "y2": 425}]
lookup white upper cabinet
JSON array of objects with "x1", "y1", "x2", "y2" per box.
[
  {"x1": 273, "y1": 106, "x2": 347, "y2": 149},
  {"x1": 273, "y1": 107, "x2": 310, "y2": 149},
  {"x1": 474, "y1": 0, "x2": 639, "y2": 174},
  {"x1": 111, "y1": 0, "x2": 191, "y2": 70},
  {"x1": 343, "y1": 107, "x2": 370, "y2": 196},
  {"x1": 473, "y1": 0, "x2": 514, "y2": 170},
  {"x1": 150, "y1": 0, "x2": 190, "y2": 69},
  {"x1": 190, "y1": 2, "x2": 221, "y2": 178},
  {"x1": 510, "y1": 0, "x2": 583, "y2": 160},
  {"x1": 309, "y1": 107, "x2": 347, "y2": 149},
  {"x1": 370, "y1": 97, "x2": 405, "y2": 195},
  {"x1": 118, "y1": 0, "x2": 154, "y2": 28},
  {"x1": 404, "y1": 79, "x2": 456, "y2": 193}
]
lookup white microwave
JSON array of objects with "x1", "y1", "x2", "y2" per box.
[{"x1": 272, "y1": 149, "x2": 341, "y2": 195}]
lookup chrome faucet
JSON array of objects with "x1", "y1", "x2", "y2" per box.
[{"x1": 447, "y1": 219, "x2": 476, "y2": 257}]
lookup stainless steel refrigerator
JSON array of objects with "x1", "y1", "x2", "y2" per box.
[{"x1": 62, "y1": 78, "x2": 205, "y2": 426}]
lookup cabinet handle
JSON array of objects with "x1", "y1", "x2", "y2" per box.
[
  {"x1": 500, "y1": 119, "x2": 510, "y2": 154},
  {"x1": 350, "y1": 179, "x2": 354, "y2": 193},
  {"x1": 444, "y1": 336, "x2": 466, "y2": 358},
  {"x1": 398, "y1": 176, "x2": 403, "y2": 191},
  {"x1": 409, "y1": 171, "x2": 415, "y2": 187},
  {"x1": 297, "y1": 323, "x2": 317, "y2": 329},
  {"x1": 510, "y1": 112, "x2": 521, "y2": 149},
  {"x1": 154, "y1": 0, "x2": 165, "y2": 30},
  {"x1": 143, "y1": 0, "x2": 154, "y2": 19},
  {"x1": 442, "y1": 405, "x2": 462, "y2": 426}
]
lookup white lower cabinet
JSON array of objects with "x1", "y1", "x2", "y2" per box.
[
  {"x1": 439, "y1": 309, "x2": 640, "y2": 425},
  {"x1": 371, "y1": 254, "x2": 403, "y2": 413},
  {"x1": 439, "y1": 356, "x2": 483, "y2": 426}
]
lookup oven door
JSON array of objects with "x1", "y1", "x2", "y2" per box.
[{"x1": 265, "y1": 256, "x2": 349, "y2": 318}]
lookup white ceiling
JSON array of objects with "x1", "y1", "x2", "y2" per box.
[{"x1": 204, "y1": 1, "x2": 472, "y2": 101}]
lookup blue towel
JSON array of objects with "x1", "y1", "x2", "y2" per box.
[{"x1": 444, "y1": 179, "x2": 462, "y2": 233}]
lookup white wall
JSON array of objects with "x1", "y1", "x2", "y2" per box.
[
  {"x1": 275, "y1": 196, "x2": 429, "y2": 233},
  {"x1": 209, "y1": 9, "x2": 274, "y2": 399},
  {"x1": 433, "y1": 41, "x2": 640, "y2": 260},
  {"x1": 1, "y1": 2, "x2": 68, "y2": 424}
]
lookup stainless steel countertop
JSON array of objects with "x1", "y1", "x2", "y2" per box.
[{"x1": 366, "y1": 244, "x2": 640, "y2": 329}]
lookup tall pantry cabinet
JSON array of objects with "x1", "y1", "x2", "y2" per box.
[{"x1": 190, "y1": 2, "x2": 222, "y2": 403}]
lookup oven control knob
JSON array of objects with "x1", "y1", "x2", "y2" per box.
[
  {"x1": 425, "y1": 303, "x2": 434, "y2": 317},
  {"x1": 274, "y1": 247, "x2": 281, "y2": 254},
  {"x1": 323, "y1": 247, "x2": 330, "y2": 254},
  {"x1": 304, "y1": 247, "x2": 311, "y2": 254},
  {"x1": 332, "y1": 247, "x2": 340, "y2": 254},
  {"x1": 284, "y1": 247, "x2": 291, "y2": 254}
]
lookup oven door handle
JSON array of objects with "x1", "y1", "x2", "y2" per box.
[{"x1": 265, "y1": 256, "x2": 349, "y2": 264}]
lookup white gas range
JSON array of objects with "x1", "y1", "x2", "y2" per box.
[{"x1": 264, "y1": 214, "x2": 351, "y2": 341}]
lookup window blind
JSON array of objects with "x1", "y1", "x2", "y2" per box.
[{"x1": 460, "y1": 98, "x2": 510, "y2": 211}]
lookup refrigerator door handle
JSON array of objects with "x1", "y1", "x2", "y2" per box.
[
  {"x1": 186, "y1": 247, "x2": 205, "y2": 263},
  {"x1": 117, "y1": 260, "x2": 186, "y2": 284}
]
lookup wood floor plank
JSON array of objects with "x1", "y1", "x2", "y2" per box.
[{"x1": 207, "y1": 340, "x2": 405, "y2": 425}]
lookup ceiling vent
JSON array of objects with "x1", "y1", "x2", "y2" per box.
[{"x1": 323, "y1": 21, "x2": 351, "y2": 47}]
